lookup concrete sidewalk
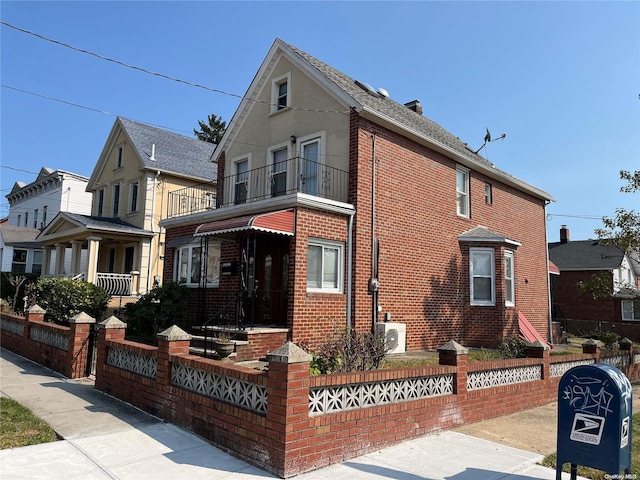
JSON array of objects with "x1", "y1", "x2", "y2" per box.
[{"x1": 0, "y1": 347, "x2": 585, "y2": 480}]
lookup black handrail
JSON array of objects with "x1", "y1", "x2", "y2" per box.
[{"x1": 201, "y1": 290, "x2": 246, "y2": 358}]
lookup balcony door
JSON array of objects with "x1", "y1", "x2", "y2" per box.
[
  {"x1": 271, "y1": 149, "x2": 288, "y2": 197},
  {"x1": 300, "y1": 140, "x2": 319, "y2": 195}
]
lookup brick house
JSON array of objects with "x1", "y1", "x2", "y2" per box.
[
  {"x1": 161, "y1": 39, "x2": 554, "y2": 352},
  {"x1": 549, "y1": 225, "x2": 640, "y2": 339}
]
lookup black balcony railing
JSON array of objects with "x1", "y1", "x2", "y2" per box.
[{"x1": 167, "y1": 156, "x2": 349, "y2": 218}]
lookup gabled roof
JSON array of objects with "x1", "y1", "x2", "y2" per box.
[
  {"x1": 218, "y1": 39, "x2": 553, "y2": 202},
  {"x1": 37, "y1": 212, "x2": 153, "y2": 242},
  {"x1": 548, "y1": 240, "x2": 624, "y2": 270},
  {"x1": 88, "y1": 118, "x2": 217, "y2": 190},
  {"x1": 0, "y1": 225, "x2": 42, "y2": 247}
]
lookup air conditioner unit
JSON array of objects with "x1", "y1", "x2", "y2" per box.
[{"x1": 376, "y1": 322, "x2": 406, "y2": 354}]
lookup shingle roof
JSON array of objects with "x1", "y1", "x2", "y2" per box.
[
  {"x1": 63, "y1": 212, "x2": 153, "y2": 236},
  {"x1": 283, "y1": 41, "x2": 552, "y2": 201},
  {"x1": 119, "y1": 118, "x2": 217, "y2": 181},
  {"x1": 548, "y1": 240, "x2": 624, "y2": 270},
  {"x1": 0, "y1": 225, "x2": 42, "y2": 246}
]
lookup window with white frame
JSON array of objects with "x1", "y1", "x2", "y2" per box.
[
  {"x1": 175, "y1": 240, "x2": 220, "y2": 287},
  {"x1": 116, "y1": 145, "x2": 124, "y2": 168},
  {"x1": 300, "y1": 139, "x2": 320, "y2": 195},
  {"x1": 97, "y1": 189, "x2": 105, "y2": 216},
  {"x1": 505, "y1": 250, "x2": 515, "y2": 306},
  {"x1": 234, "y1": 158, "x2": 248, "y2": 204},
  {"x1": 271, "y1": 148, "x2": 288, "y2": 197},
  {"x1": 12, "y1": 249, "x2": 28, "y2": 273},
  {"x1": 470, "y1": 248, "x2": 495, "y2": 305},
  {"x1": 456, "y1": 167, "x2": 470, "y2": 217},
  {"x1": 112, "y1": 183, "x2": 121, "y2": 217},
  {"x1": 307, "y1": 239, "x2": 344, "y2": 293},
  {"x1": 271, "y1": 72, "x2": 291, "y2": 113},
  {"x1": 622, "y1": 300, "x2": 640, "y2": 321},
  {"x1": 32, "y1": 250, "x2": 43, "y2": 275},
  {"x1": 129, "y1": 181, "x2": 139, "y2": 213}
]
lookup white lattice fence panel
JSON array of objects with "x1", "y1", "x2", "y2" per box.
[
  {"x1": 635, "y1": 353, "x2": 640, "y2": 364},
  {"x1": 107, "y1": 347, "x2": 157, "y2": 378},
  {"x1": 467, "y1": 365, "x2": 541, "y2": 391},
  {"x1": 601, "y1": 354, "x2": 627, "y2": 368},
  {"x1": 30, "y1": 326, "x2": 69, "y2": 351},
  {"x1": 1, "y1": 318, "x2": 24, "y2": 336},
  {"x1": 309, "y1": 374, "x2": 454, "y2": 416},
  {"x1": 171, "y1": 363, "x2": 267, "y2": 414},
  {"x1": 550, "y1": 359, "x2": 595, "y2": 378}
]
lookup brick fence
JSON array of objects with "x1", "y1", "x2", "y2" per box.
[
  {"x1": 2, "y1": 310, "x2": 639, "y2": 478},
  {"x1": 0, "y1": 305, "x2": 95, "y2": 378}
]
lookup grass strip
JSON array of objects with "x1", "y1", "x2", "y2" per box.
[{"x1": 0, "y1": 397, "x2": 57, "y2": 449}]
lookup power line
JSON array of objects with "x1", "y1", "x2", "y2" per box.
[
  {"x1": 1, "y1": 21, "x2": 350, "y2": 117},
  {"x1": 0, "y1": 165, "x2": 40, "y2": 175}
]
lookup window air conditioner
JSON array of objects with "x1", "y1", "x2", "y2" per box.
[{"x1": 375, "y1": 322, "x2": 406, "y2": 354}]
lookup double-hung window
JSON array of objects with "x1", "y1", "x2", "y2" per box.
[
  {"x1": 42, "y1": 206, "x2": 48, "y2": 226},
  {"x1": 112, "y1": 184, "x2": 121, "y2": 217},
  {"x1": 129, "y1": 181, "x2": 139, "y2": 213},
  {"x1": 175, "y1": 240, "x2": 220, "y2": 287},
  {"x1": 456, "y1": 167, "x2": 470, "y2": 217},
  {"x1": 470, "y1": 248, "x2": 495, "y2": 305},
  {"x1": 33, "y1": 209, "x2": 39, "y2": 228},
  {"x1": 24, "y1": 212, "x2": 29, "y2": 227},
  {"x1": 622, "y1": 300, "x2": 640, "y2": 321},
  {"x1": 116, "y1": 145, "x2": 123, "y2": 168},
  {"x1": 504, "y1": 250, "x2": 515, "y2": 306},
  {"x1": 272, "y1": 149, "x2": 288, "y2": 197},
  {"x1": 307, "y1": 239, "x2": 344, "y2": 293},
  {"x1": 234, "y1": 159, "x2": 248, "y2": 204},
  {"x1": 271, "y1": 73, "x2": 291, "y2": 113},
  {"x1": 12, "y1": 249, "x2": 28, "y2": 273},
  {"x1": 97, "y1": 189, "x2": 105, "y2": 216},
  {"x1": 32, "y1": 250, "x2": 43, "y2": 275}
]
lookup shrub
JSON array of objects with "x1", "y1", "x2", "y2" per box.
[
  {"x1": 1, "y1": 272, "x2": 40, "y2": 313},
  {"x1": 582, "y1": 330, "x2": 620, "y2": 351},
  {"x1": 497, "y1": 336, "x2": 530, "y2": 359},
  {"x1": 122, "y1": 282, "x2": 190, "y2": 339},
  {"x1": 34, "y1": 278, "x2": 110, "y2": 325},
  {"x1": 299, "y1": 326, "x2": 389, "y2": 375}
]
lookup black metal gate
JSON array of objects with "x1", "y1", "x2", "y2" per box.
[{"x1": 85, "y1": 323, "x2": 98, "y2": 377}]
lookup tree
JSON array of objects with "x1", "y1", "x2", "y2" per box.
[
  {"x1": 194, "y1": 114, "x2": 226, "y2": 144},
  {"x1": 578, "y1": 170, "x2": 639, "y2": 299}
]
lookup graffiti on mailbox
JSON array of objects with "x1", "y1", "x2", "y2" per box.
[{"x1": 561, "y1": 374, "x2": 614, "y2": 445}]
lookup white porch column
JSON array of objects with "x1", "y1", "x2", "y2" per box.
[
  {"x1": 86, "y1": 236, "x2": 102, "y2": 285},
  {"x1": 42, "y1": 247, "x2": 53, "y2": 277},
  {"x1": 70, "y1": 240, "x2": 83, "y2": 277},
  {"x1": 138, "y1": 237, "x2": 152, "y2": 295},
  {"x1": 54, "y1": 243, "x2": 66, "y2": 276}
]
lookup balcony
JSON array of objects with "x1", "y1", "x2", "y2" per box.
[{"x1": 167, "y1": 156, "x2": 349, "y2": 218}]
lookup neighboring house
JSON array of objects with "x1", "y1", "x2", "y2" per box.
[
  {"x1": 0, "y1": 225, "x2": 45, "y2": 274},
  {"x1": 6, "y1": 167, "x2": 92, "y2": 229},
  {"x1": 37, "y1": 117, "x2": 216, "y2": 297},
  {"x1": 161, "y1": 39, "x2": 554, "y2": 350},
  {"x1": 549, "y1": 225, "x2": 640, "y2": 339}
]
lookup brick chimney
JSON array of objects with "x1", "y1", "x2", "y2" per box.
[
  {"x1": 560, "y1": 225, "x2": 570, "y2": 244},
  {"x1": 404, "y1": 100, "x2": 423, "y2": 115}
]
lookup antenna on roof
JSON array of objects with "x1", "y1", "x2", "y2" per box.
[{"x1": 473, "y1": 127, "x2": 506, "y2": 154}]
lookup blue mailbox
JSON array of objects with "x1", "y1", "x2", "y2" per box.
[{"x1": 556, "y1": 363, "x2": 632, "y2": 479}]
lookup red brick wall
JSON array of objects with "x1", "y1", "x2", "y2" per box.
[
  {"x1": 350, "y1": 116, "x2": 550, "y2": 349},
  {"x1": 554, "y1": 270, "x2": 618, "y2": 323}
]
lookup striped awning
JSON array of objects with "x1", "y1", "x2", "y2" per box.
[{"x1": 194, "y1": 209, "x2": 295, "y2": 238}]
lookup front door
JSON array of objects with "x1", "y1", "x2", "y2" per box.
[{"x1": 255, "y1": 236, "x2": 289, "y2": 326}]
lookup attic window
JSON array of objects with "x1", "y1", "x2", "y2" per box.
[
  {"x1": 116, "y1": 145, "x2": 124, "y2": 169},
  {"x1": 271, "y1": 72, "x2": 291, "y2": 113}
]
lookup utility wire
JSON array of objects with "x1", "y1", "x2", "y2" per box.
[{"x1": 1, "y1": 21, "x2": 349, "y2": 116}]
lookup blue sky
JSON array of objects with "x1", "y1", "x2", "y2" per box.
[{"x1": 1, "y1": 1, "x2": 638, "y2": 242}]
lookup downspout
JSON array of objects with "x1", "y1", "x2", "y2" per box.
[
  {"x1": 346, "y1": 212, "x2": 354, "y2": 331},
  {"x1": 370, "y1": 133, "x2": 379, "y2": 333},
  {"x1": 146, "y1": 168, "x2": 160, "y2": 293},
  {"x1": 544, "y1": 200, "x2": 554, "y2": 345}
]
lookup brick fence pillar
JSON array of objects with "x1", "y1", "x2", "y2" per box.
[
  {"x1": 67, "y1": 312, "x2": 96, "y2": 379},
  {"x1": 582, "y1": 338, "x2": 601, "y2": 362},
  {"x1": 94, "y1": 316, "x2": 127, "y2": 391},
  {"x1": 265, "y1": 342, "x2": 312, "y2": 478},
  {"x1": 438, "y1": 340, "x2": 468, "y2": 395},
  {"x1": 24, "y1": 305, "x2": 46, "y2": 359},
  {"x1": 156, "y1": 325, "x2": 191, "y2": 386},
  {"x1": 526, "y1": 339, "x2": 550, "y2": 379},
  {"x1": 25, "y1": 304, "x2": 46, "y2": 323}
]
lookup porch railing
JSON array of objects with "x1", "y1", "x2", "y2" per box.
[
  {"x1": 96, "y1": 273, "x2": 132, "y2": 296},
  {"x1": 167, "y1": 156, "x2": 349, "y2": 218}
]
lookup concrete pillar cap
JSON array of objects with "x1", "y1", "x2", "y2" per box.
[
  {"x1": 437, "y1": 340, "x2": 468, "y2": 355},
  {"x1": 157, "y1": 325, "x2": 191, "y2": 341},
  {"x1": 583, "y1": 338, "x2": 600, "y2": 347},
  {"x1": 267, "y1": 341, "x2": 311, "y2": 364},
  {"x1": 27, "y1": 305, "x2": 46, "y2": 314},
  {"x1": 528, "y1": 340, "x2": 550, "y2": 350},
  {"x1": 70, "y1": 312, "x2": 96, "y2": 324},
  {"x1": 98, "y1": 316, "x2": 127, "y2": 329}
]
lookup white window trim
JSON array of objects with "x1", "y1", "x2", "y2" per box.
[
  {"x1": 115, "y1": 144, "x2": 124, "y2": 169},
  {"x1": 622, "y1": 299, "x2": 640, "y2": 321},
  {"x1": 122, "y1": 243, "x2": 138, "y2": 273},
  {"x1": 505, "y1": 250, "x2": 515, "y2": 307},
  {"x1": 267, "y1": 142, "x2": 291, "y2": 195},
  {"x1": 271, "y1": 72, "x2": 291, "y2": 114},
  {"x1": 307, "y1": 238, "x2": 344, "y2": 294},
  {"x1": 230, "y1": 153, "x2": 251, "y2": 204},
  {"x1": 96, "y1": 188, "x2": 105, "y2": 216},
  {"x1": 456, "y1": 166, "x2": 470, "y2": 218},
  {"x1": 128, "y1": 180, "x2": 140, "y2": 214},
  {"x1": 470, "y1": 247, "x2": 495, "y2": 306},
  {"x1": 173, "y1": 240, "x2": 221, "y2": 288}
]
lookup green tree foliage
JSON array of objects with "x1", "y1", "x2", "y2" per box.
[
  {"x1": 194, "y1": 114, "x2": 226, "y2": 145},
  {"x1": 578, "y1": 170, "x2": 639, "y2": 299},
  {"x1": 34, "y1": 278, "x2": 110, "y2": 325},
  {"x1": 123, "y1": 282, "x2": 190, "y2": 339}
]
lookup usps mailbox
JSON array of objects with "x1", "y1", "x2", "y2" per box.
[{"x1": 556, "y1": 363, "x2": 632, "y2": 479}]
